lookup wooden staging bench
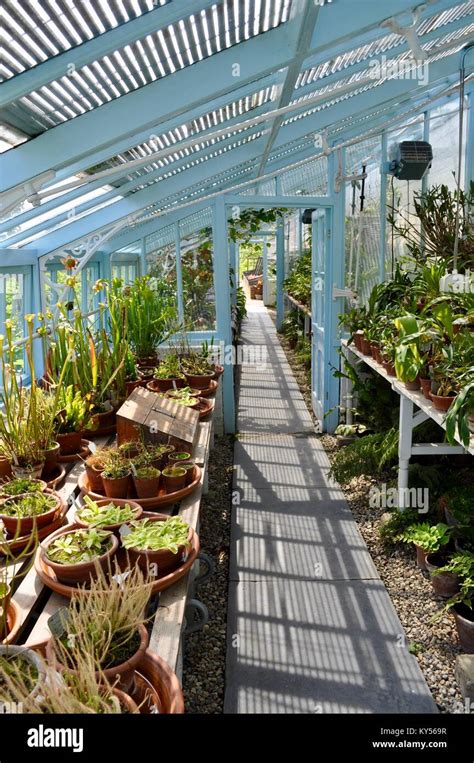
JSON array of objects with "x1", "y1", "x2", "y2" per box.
[
  {"x1": 342, "y1": 339, "x2": 474, "y2": 506},
  {"x1": 3, "y1": 412, "x2": 215, "y2": 682}
]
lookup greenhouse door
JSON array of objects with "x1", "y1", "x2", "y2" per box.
[{"x1": 311, "y1": 208, "x2": 334, "y2": 432}]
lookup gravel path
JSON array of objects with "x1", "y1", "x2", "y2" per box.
[
  {"x1": 182, "y1": 434, "x2": 233, "y2": 714},
  {"x1": 271, "y1": 311, "x2": 465, "y2": 714}
]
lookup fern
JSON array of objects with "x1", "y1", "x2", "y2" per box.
[{"x1": 329, "y1": 428, "x2": 399, "y2": 484}]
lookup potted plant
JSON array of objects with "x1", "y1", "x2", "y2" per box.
[
  {"x1": 147, "y1": 443, "x2": 175, "y2": 470},
  {"x1": 46, "y1": 565, "x2": 152, "y2": 693},
  {"x1": 180, "y1": 461, "x2": 196, "y2": 485},
  {"x1": 394, "y1": 315, "x2": 424, "y2": 390},
  {"x1": 434, "y1": 552, "x2": 474, "y2": 652},
  {"x1": 0, "y1": 477, "x2": 47, "y2": 497},
  {"x1": 165, "y1": 386, "x2": 200, "y2": 400},
  {"x1": 334, "y1": 423, "x2": 367, "y2": 446},
  {"x1": 445, "y1": 377, "x2": 474, "y2": 447},
  {"x1": 132, "y1": 466, "x2": 161, "y2": 499},
  {"x1": 180, "y1": 352, "x2": 215, "y2": 390},
  {"x1": 425, "y1": 551, "x2": 460, "y2": 599},
  {"x1": 100, "y1": 457, "x2": 131, "y2": 499},
  {"x1": 122, "y1": 515, "x2": 191, "y2": 575},
  {"x1": 0, "y1": 490, "x2": 61, "y2": 536},
  {"x1": 161, "y1": 466, "x2": 187, "y2": 493},
  {"x1": 55, "y1": 385, "x2": 92, "y2": 455},
  {"x1": 75, "y1": 496, "x2": 142, "y2": 533},
  {"x1": 168, "y1": 451, "x2": 192, "y2": 464},
  {"x1": 429, "y1": 374, "x2": 458, "y2": 412},
  {"x1": 84, "y1": 451, "x2": 108, "y2": 493},
  {"x1": 149, "y1": 355, "x2": 185, "y2": 392},
  {"x1": 40, "y1": 526, "x2": 119, "y2": 586},
  {"x1": 400, "y1": 522, "x2": 452, "y2": 570},
  {"x1": 0, "y1": 645, "x2": 45, "y2": 698}
]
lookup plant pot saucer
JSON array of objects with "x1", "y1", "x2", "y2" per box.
[
  {"x1": 58, "y1": 440, "x2": 92, "y2": 463},
  {"x1": 45, "y1": 464, "x2": 67, "y2": 490},
  {"x1": 77, "y1": 464, "x2": 202, "y2": 509},
  {"x1": 0, "y1": 600, "x2": 21, "y2": 645},
  {"x1": 195, "y1": 379, "x2": 218, "y2": 398},
  {"x1": 0, "y1": 499, "x2": 68, "y2": 556},
  {"x1": 196, "y1": 398, "x2": 215, "y2": 419},
  {"x1": 34, "y1": 517, "x2": 200, "y2": 597}
]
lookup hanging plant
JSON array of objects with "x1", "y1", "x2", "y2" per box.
[{"x1": 227, "y1": 208, "x2": 287, "y2": 245}]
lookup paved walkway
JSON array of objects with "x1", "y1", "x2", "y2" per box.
[{"x1": 225, "y1": 300, "x2": 436, "y2": 714}]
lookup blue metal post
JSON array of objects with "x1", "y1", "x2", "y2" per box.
[
  {"x1": 229, "y1": 240, "x2": 237, "y2": 307},
  {"x1": 139, "y1": 237, "x2": 147, "y2": 276},
  {"x1": 379, "y1": 131, "x2": 388, "y2": 283},
  {"x1": 174, "y1": 222, "x2": 184, "y2": 326},
  {"x1": 465, "y1": 87, "x2": 474, "y2": 193},
  {"x1": 213, "y1": 197, "x2": 235, "y2": 433},
  {"x1": 276, "y1": 214, "x2": 285, "y2": 329},
  {"x1": 31, "y1": 261, "x2": 45, "y2": 379}
]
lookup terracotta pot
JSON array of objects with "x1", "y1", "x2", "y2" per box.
[
  {"x1": 41, "y1": 442, "x2": 60, "y2": 479},
  {"x1": 47, "y1": 623, "x2": 149, "y2": 694},
  {"x1": 147, "y1": 378, "x2": 184, "y2": 393},
  {"x1": 101, "y1": 473, "x2": 131, "y2": 499},
  {"x1": 137, "y1": 367, "x2": 156, "y2": 382},
  {"x1": 0, "y1": 458, "x2": 12, "y2": 480},
  {"x1": 419, "y1": 377, "x2": 432, "y2": 400},
  {"x1": 133, "y1": 474, "x2": 161, "y2": 499},
  {"x1": 161, "y1": 467, "x2": 186, "y2": 493},
  {"x1": 360, "y1": 337, "x2": 372, "y2": 356},
  {"x1": 453, "y1": 605, "x2": 474, "y2": 653},
  {"x1": 85, "y1": 463, "x2": 105, "y2": 493},
  {"x1": 0, "y1": 489, "x2": 62, "y2": 536},
  {"x1": 415, "y1": 544, "x2": 427, "y2": 570},
  {"x1": 183, "y1": 372, "x2": 214, "y2": 390},
  {"x1": 40, "y1": 525, "x2": 119, "y2": 586},
  {"x1": 212, "y1": 365, "x2": 224, "y2": 379},
  {"x1": 111, "y1": 687, "x2": 139, "y2": 713},
  {"x1": 382, "y1": 359, "x2": 396, "y2": 377},
  {"x1": 125, "y1": 517, "x2": 192, "y2": 576},
  {"x1": 429, "y1": 392, "x2": 455, "y2": 412},
  {"x1": 91, "y1": 401, "x2": 115, "y2": 431},
  {"x1": 75, "y1": 497, "x2": 142, "y2": 533},
  {"x1": 11, "y1": 462, "x2": 45, "y2": 480},
  {"x1": 150, "y1": 446, "x2": 175, "y2": 471},
  {"x1": 404, "y1": 377, "x2": 421, "y2": 391},
  {"x1": 126, "y1": 379, "x2": 143, "y2": 397},
  {"x1": 57, "y1": 431, "x2": 83, "y2": 456},
  {"x1": 180, "y1": 462, "x2": 196, "y2": 486},
  {"x1": 425, "y1": 553, "x2": 460, "y2": 599},
  {"x1": 353, "y1": 331, "x2": 363, "y2": 351},
  {"x1": 136, "y1": 354, "x2": 159, "y2": 368},
  {"x1": 370, "y1": 342, "x2": 382, "y2": 363}
]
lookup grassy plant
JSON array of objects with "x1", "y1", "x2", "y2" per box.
[{"x1": 1, "y1": 493, "x2": 57, "y2": 518}]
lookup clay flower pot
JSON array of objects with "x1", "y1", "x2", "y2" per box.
[
  {"x1": 382, "y1": 358, "x2": 396, "y2": 377},
  {"x1": 161, "y1": 467, "x2": 187, "y2": 493},
  {"x1": 75, "y1": 498, "x2": 142, "y2": 533},
  {"x1": 429, "y1": 392, "x2": 455, "y2": 412},
  {"x1": 0, "y1": 458, "x2": 12, "y2": 481},
  {"x1": 125, "y1": 517, "x2": 193, "y2": 576},
  {"x1": 149, "y1": 446, "x2": 175, "y2": 471},
  {"x1": 180, "y1": 463, "x2": 196, "y2": 486},
  {"x1": 0, "y1": 489, "x2": 62, "y2": 536},
  {"x1": 0, "y1": 478, "x2": 47, "y2": 497},
  {"x1": 41, "y1": 442, "x2": 60, "y2": 479},
  {"x1": 404, "y1": 377, "x2": 421, "y2": 391},
  {"x1": 419, "y1": 377, "x2": 432, "y2": 400},
  {"x1": 101, "y1": 473, "x2": 131, "y2": 499},
  {"x1": 57, "y1": 431, "x2": 83, "y2": 456},
  {"x1": 91, "y1": 401, "x2": 115, "y2": 431},
  {"x1": 370, "y1": 342, "x2": 381, "y2": 363},
  {"x1": 126, "y1": 379, "x2": 143, "y2": 397},
  {"x1": 147, "y1": 378, "x2": 184, "y2": 393},
  {"x1": 453, "y1": 605, "x2": 474, "y2": 653},
  {"x1": 359, "y1": 336, "x2": 372, "y2": 356},
  {"x1": 183, "y1": 372, "x2": 214, "y2": 390},
  {"x1": 132, "y1": 473, "x2": 161, "y2": 499},
  {"x1": 47, "y1": 623, "x2": 149, "y2": 694},
  {"x1": 353, "y1": 331, "x2": 363, "y2": 351},
  {"x1": 415, "y1": 544, "x2": 427, "y2": 570},
  {"x1": 136, "y1": 354, "x2": 159, "y2": 368},
  {"x1": 212, "y1": 364, "x2": 224, "y2": 379},
  {"x1": 137, "y1": 367, "x2": 156, "y2": 382},
  {"x1": 40, "y1": 526, "x2": 119, "y2": 586},
  {"x1": 85, "y1": 463, "x2": 105, "y2": 493},
  {"x1": 425, "y1": 553, "x2": 460, "y2": 599}
]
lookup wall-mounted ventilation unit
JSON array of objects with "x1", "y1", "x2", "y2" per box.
[{"x1": 389, "y1": 141, "x2": 433, "y2": 180}]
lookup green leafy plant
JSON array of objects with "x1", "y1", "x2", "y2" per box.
[
  {"x1": 0, "y1": 478, "x2": 44, "y2": 496},
  {"x1": 0, "y1": 493, "x2": 56, "y2": 518},
  {"x1": 55, "y1": 385, "x2": 92, "y2": 434},
  {"x1": 45, "y1": 528, "x2": 113, "y2": 565},
  {"x1": 399, "y1": 522, "x2": 452, "y2": 553},
  {"x1": 433, "y1": 552, "x2": 474, "y2": 614},
  {"x1": 153, "y1": 354, "x2": 184, "y2": 380},
  {"x1": 329, "y1": 428, "x2": 399, "y2": 484},
  {"x1": 134, "y1": 466, "x2": 160, "y2": 479},
  {"x1": 122, "y1": 516, "x2": 190, "y2": 554},
  {"x1": 76, "y1": 497, "x2": 136, "y2": 528}
]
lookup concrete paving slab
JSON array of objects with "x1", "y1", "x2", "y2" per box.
[{"x1": 225, "y1": 579, "x2": 437, "y2": 714}]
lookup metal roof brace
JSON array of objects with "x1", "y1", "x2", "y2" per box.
[
  {"x1": 333, "y1": 148, "x2": 367, "y2": 194},
  {"x1": 381, "y1": 5, "x2": 428, "y2": 61}
]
